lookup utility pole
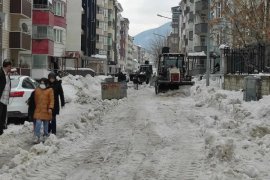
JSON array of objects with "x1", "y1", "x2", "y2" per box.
[{"x1": 206, "y1": 0, "x2": 211, "y2": 86}]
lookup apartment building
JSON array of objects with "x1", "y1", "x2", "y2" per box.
[
  {"x1": 168, "y1": 6, "x2": 181, "y2": 53},
  {"x1": 0, "y1": 0, "x2": 32, "y2": 69},
  {"x1": 32, "y1": 0, "x2": 67, "y2": 79},
  {"x1": 114, "y1": 1, "x2": 123, "y2": 73},
  {"x1": 126, "y1": 35, "x2": 134, "y2": 72},
  {"x1": 107, "y1": 0, "x2": 116, "y2": 74},
  {"x1": 178, "y1": 0, "x2": 231, "y2": 75},
  {"x1": 65, "y1": 0, "x2": 82, "y2": 68},
  {"x1": 81, "y1": 0, "x2": 96, "y2": 59},
  {"x1": 119, "y1": 17, "x2": 129, "y2": 72},
  {"x1": 178, "y1": 0, "x2": 209, "y2": 75}
]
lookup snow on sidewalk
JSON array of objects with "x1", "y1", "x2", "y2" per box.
[{"x1": 0, "y1": 75, "x2": 270, "y2": 179}]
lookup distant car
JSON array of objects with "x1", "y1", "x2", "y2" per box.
[{"x1": 7, "y1": 76, "x2": 38, "y2": 120}]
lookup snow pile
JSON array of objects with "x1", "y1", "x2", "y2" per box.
[
  {"x1": 0, "y1": 74, "x2": 126, "y2": 179},
  {"x1": 191, "y1": 78, "x2": 270, "y2": 179}
]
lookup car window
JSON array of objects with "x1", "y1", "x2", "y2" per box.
[
  {"x1": 22, "y1": 78, "x2": 35, "y2": 89},
  {"x1": 29, "y1": 78, "x2": 39, "y2": 88},
  {"x1": 11, "y1": 79, "x2": 20, "y2": 88}
]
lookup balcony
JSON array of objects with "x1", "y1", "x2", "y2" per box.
[
  {"x1": 10, "y1": 0, "x2": 32, "y2": 19},
  {"x1": 96, "y1": 13, "x2": 104, "y2": 21},
  {"x1": 195, "y1": 0, "x2": 208, "y2": 15},
  {"x1": 96, "y1": 28, "x2": 104, "y2": 35},
  {"x1": 194, "y1": 46, "x2": 207, "y2": 52},
  {"x1": 9, "y1": 31, "x2": 31, "y2": 50},
  {"x1": 195, "y1": 23, "x2": 208, "y2": 35}
]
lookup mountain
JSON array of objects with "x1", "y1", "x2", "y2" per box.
[{"x1": 134, "y1": 22, "x2": 171, "y2": 51}]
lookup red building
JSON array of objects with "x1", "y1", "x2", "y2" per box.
[{"x1": 32, "y1": 0, "x2": 67, "y2": 79}]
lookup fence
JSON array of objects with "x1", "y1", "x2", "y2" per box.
[{"x1": 224, "y1": 43, "x2": 270, "y2": 74}]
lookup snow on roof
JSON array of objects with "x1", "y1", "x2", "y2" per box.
[
  {"x1": 188, "y1": 51, "x2": 206, "y2": 57},
  {"x1": 219, "y1": 44, "x2": 229, "y2": 49}
]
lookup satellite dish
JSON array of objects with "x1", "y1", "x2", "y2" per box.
[{"x1": 21, "y1": 23, "x2": 28, "y2": 33}]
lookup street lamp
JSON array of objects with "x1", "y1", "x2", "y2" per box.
[
  {"x1": 157, "y1": 14, "x2": 172, "y2": 20},
  {"x1": 153, "y1": 33, "x2": 168, "y2": 47}
]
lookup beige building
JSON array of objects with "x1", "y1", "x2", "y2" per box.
[
  {"x1": 120, "y1": 17, "x2": 129, "y2": 72},
  {"x1": 0, "y1": 0, "x2": 32, "y2": 71}
]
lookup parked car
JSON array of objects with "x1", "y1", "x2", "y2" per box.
[{"x1": 7, "y1": 76, "x2": 38, "y2": 121}]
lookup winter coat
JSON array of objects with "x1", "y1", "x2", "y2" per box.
[
  {"x1": 48, "y1": 80, "x2": 65, "y2": 115},
  {"x1": 0, "y1": 68, "x2": 11, "y2": 98},
  {"x1": 27, "y1": 91, "x2": 35, "y2": 121},
  {"x1": 33, "y1": 87, "x2": 54, "y2": 121}
]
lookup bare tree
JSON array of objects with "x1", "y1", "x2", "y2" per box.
[
  {"x1": 210, "y1": 0, "x2": 270, "y2": 47},
  {"x1": 149, "y1": 36, "x2": 168, "y2": 66}
]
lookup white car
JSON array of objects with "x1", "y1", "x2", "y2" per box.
[{"x1": 8, "y1": 76, "x2": 38, "y2": 120}]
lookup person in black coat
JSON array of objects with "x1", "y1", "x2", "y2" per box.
[
  {"x1": 0, "y1": 60, "x2": 12, "y2": 135},
  {"x1": 47, "y1": 72, "x2": 65, "y2": 135}
]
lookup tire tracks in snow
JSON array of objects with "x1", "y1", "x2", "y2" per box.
[{"x1": 2, "y1": 86, "x2": 206, "y2": 179}]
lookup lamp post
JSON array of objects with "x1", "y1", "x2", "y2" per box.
[
  {"x1": 153, "y1": 33, "x2": 168, "y2": 47},
  {"x1": 157, "y1": 14, "x2": 172, "y2": 20}
]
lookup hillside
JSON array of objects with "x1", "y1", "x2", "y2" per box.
[{"x1": 134, "y1": 22, "x2": 171, "y2": 50}]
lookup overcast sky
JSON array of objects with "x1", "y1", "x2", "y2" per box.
[{"x1": 117, "y1": 0, "x2": 180, "y2": 36}]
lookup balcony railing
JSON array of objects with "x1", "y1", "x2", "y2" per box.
[
  {"x1": 194, "y1": 46, "x2": 207, "y2": 52},
  {"x1": 195, "y1": 0, "x2": 208, "y2": 14},
  {"x1": 9, "y1": 31, "x2": 31, "y2": 50},
  {"x1": 10, "y1": 0, "x2": 32, "y2": 18},
  {"x1": 195, "y1": 23, "x2": 208, "y2": 35},
  {"x1": 33, "y1": 4, "x2": 54, "y2": 12}
]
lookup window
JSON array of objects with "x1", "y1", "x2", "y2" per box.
[
  {"x1": 33, "y1": 26, "x2": 53, "y2": 40},
  {"x1": 32, "y1": 55, "x2": 47, "y2": 69},
  {"x1": 54, "y1": 29, "x2": 63, "y2": 43},
  {"x1": 55, "y1": 1, "x2": 64, "y2": 16},
  {"x1": 22, "y1": 78, "x2": 35, "y2": 89},
  {"x1": 200, "y1": 36, "x2": 206, "y2": 46},
  {"x1": 216, "y1": 2, "x2": 221, "y2": 18},
  {"x1": 189, "y1": 31, "x2": 193, "y2": 41}
]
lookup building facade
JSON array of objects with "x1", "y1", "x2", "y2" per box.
[
  {"x1": 168, "y1": 6, "x2": 181, "y2": 53},
  {"x1": 0, "y1": 0, "x2": 32, "y2": 69},
  {"x1": 119, "y1": 17, "x2": 129, "y2": 72},
  {"x1": 32, "y1": 0, "x2": 67, "y2": 79},
  {"x1": 66, "y1": 0, "x2": 83, "y2": 68}
]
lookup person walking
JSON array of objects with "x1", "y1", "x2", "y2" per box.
[
  {"x1": 33, "y1": 78, "x2": 54, "y2": 143},
  {"x1": 48, "y1": 72, "x2": 65, "y2": 135},
  {"x1": 0, "y1": 60, "x2": 12, "y2": 135}
]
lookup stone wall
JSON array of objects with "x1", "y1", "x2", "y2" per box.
[{"x1": 224, "y1": 75, "x2": 270, "y2": 95}]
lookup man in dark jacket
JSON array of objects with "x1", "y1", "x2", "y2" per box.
[
  {"x1": 48, "y1": 72, "x2": 65, "y2": 135},
  {"x1": 0, "y1": 60, "x2": 12, "y2": 135}
]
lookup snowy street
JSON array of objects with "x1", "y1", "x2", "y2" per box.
[{"x1": 0, "y1": 75, "x2": 270, "y2": 179}]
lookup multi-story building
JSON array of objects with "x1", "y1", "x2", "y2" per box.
[
  {"x1": 114, "y1": 1, "x2": 123, "y2": 73},
  {"x1": 0, "y1": 0, "x2": 32, "y2": 69},
  {"x1": 82, "y1": 0, "x2": 96, "y2": 59},
  {"x1": 168, "y1": 6, "x2": 181, "y2": 53},
  {"x1": 107, "y1": 0, "x2": 116, "y2": 74},
  {"x1": 179, "y1": 0, "x2": 209, "y2": 75},
  {"x1": 126, "y1": 35, "x2": 134, "y2": 72},
  {"x1": 178, "y1": 0, "x2": 230, "y2": 75},
  {"x1": 120, "y1": 17, "x2": 129, "y2": 71},
  {"x1": 32, "y1": 0, "x2": 67, "y2": 79},
  {"x1": 66, "y1": 0, "x2": 83, "y2": 68}
]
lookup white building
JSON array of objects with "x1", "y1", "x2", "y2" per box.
[{"x1": 66, "y1": 0, "x2": 82, "y2": 68}]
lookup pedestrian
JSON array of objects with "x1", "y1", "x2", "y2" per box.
[
  {"x1": 48, "y1": 72, "x2": 65, "y2": 135},
  {"x1": 0, "y1": 59, "x2": 12, "y2": 135},
  {"x1": 27, "y1": 90, "x2": 36, "y2": 131},
  {"x1": 33, "y1": 78, "x2": 54, "y2": 143}
]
